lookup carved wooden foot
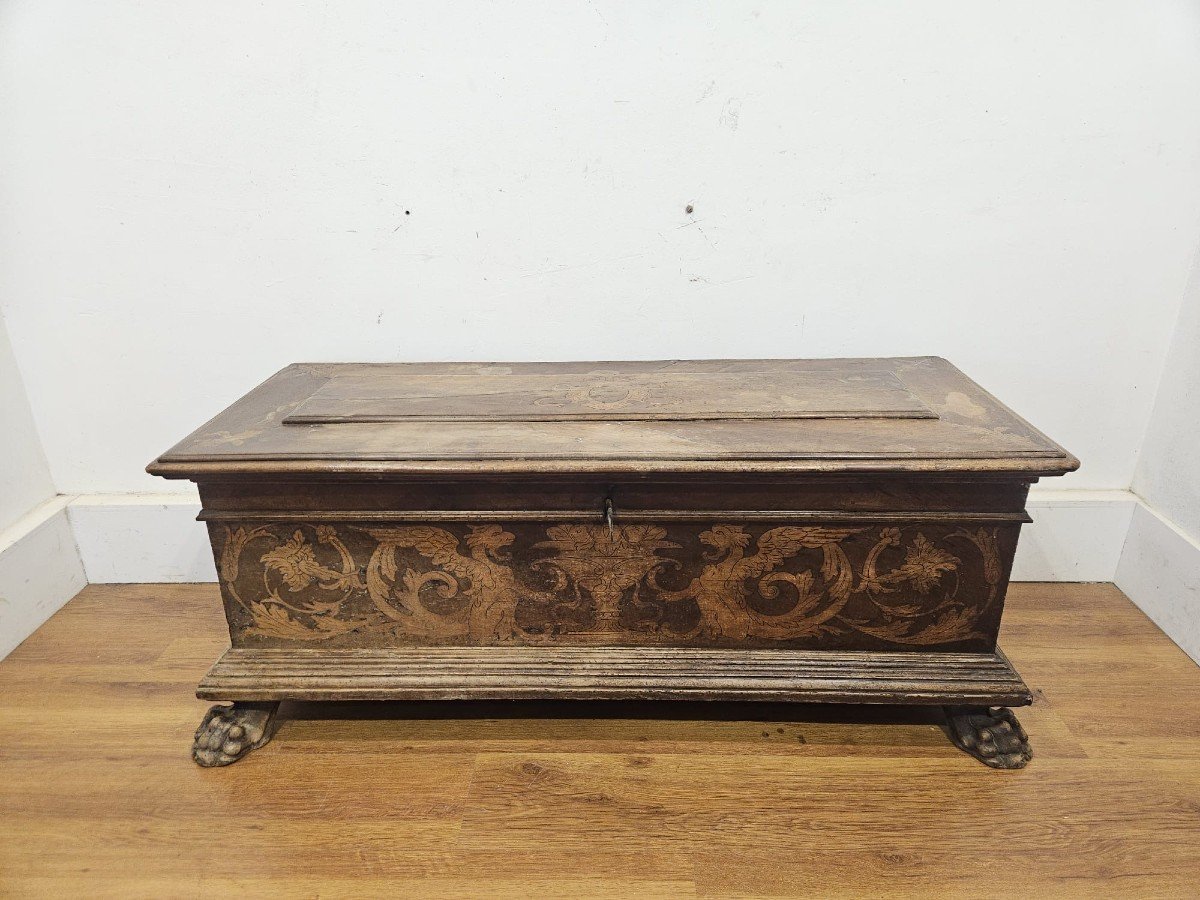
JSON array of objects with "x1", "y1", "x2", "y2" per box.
[
  {"x1": 192, "y1": 702, "x2": 279, "y2": 767},
  {"x1": 944, "y1": 705, "x2": 1032, "y2": 769}
]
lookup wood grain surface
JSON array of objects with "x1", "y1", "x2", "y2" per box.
[
  {"x1": 146, "y1": 358, "x2": 1079, "y2": 476},
  {"x1": 208, "y1": 520, "x2": 1016, "y2": 653},
  {"x1": 282, "y1": 367, "x2": 938, "y2": 423},
  {"x1": 2, "y1": 582, "x2": 1198, "y2": 897},
  {"x1": 197, "y1": 646, "x2": 1031, "y2": 706}
]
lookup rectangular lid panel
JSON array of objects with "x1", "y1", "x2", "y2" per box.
[
  {"x1": 147, "y1": 358, "x2": 1080, "y2": 476},
  {"x1": 283, "y1": 369, "x2": 936, "y2": 423}
]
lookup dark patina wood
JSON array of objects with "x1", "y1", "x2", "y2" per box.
[{"x1": 148, "y1": 357, "x2": 1077, "y2": 767}]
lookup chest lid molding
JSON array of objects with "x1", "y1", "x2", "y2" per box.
[{"x1": 147, "y1": 357, "x2": 1079, "y2": 478}]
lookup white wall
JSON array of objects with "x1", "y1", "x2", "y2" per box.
[
  {"x1": 1131, "y1": 279, "x2": 1200, "y2": 542},
  {"x1": 1117, "y1": 256, "x2": 1200, "y2": 663},
  {"x1": 0, "y1": 314, "x2": 54, "y2": 531},
  {"x1": 2, "y1": 1, "x2": 1199, "y2": 497},
  {"x1": 0, "y1": 312, "x2": 86, "y2": 657}
]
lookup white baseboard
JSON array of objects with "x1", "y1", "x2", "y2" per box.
[
  {"x1": 0, "y1": 497, "x2": 87, "y2": 657},
  {"x1": 1013, "y1": 489, "x2": 1137, "y2": 581},
  {"x1": 66, "y1": 488, "x2": 1136, "y2": 585},
  {"x1": 12, "y1": 489, "x2": 1197, "y2": 668},
  {"x1": 1115, "y1": 502, "x2": 1200, "y2": 665},
  {"x1": 68, "y1": 493, "x2": 214, "y2": 583}
]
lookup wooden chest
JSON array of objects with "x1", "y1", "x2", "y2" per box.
[{"x1": 149, "y1": 358, "x2": 1077, "y2": 768}]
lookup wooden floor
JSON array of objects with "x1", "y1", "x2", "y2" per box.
[{"x1": 2, "y1": 584, "x2": 1199, "y2": 898}]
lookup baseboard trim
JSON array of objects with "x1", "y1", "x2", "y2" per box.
[
  {"x1": 1014, "y1": 489, "x2": 1137, "y2": 581},
  {"x1": 0, "y1": 497, "x2": 87, "y2": 658},
  {"x1": 12, "y1": 489, "x2": 1196, "y2": 668},
  {"x1": 1115, "y1": 501, "x2": 1200, "y2": 666},
  {"x1": 64, "y1": 488, "x2": 1136, "y2": 585},
  {"x1": 67, "y1": 492, "x2": 213, "y2": 583}
]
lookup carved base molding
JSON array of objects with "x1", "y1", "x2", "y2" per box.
[
  {"x1": 191, "y1": 651, "x2": 1033, "y2": 768},
  {"x1": 197, "y1": 645, "x2": 1032, "y2": 706}
]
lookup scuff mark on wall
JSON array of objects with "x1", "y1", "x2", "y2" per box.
[{"x1": 719, "y1": 97, "x2": 742, "y2": 132}]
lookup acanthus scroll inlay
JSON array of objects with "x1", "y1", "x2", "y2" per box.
[{"x1": 213, "y1": 520, "x2": 1011, "y2": 651}]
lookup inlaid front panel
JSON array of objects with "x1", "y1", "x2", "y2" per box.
[{"x1": 209, "y1": 520, "x2": 1017, "y2": 652}]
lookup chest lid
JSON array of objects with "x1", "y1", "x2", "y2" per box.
[{"x1": 147, "y1": 358, "x2": 1078, "y2": 477}]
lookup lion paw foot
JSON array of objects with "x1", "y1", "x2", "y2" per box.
[
  {"x1": 192, "y1": 703, "x2": 279, "y2": 767},
  {"x1": 945, "y1": 706, "x2": 1031, "y2": 769}
]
